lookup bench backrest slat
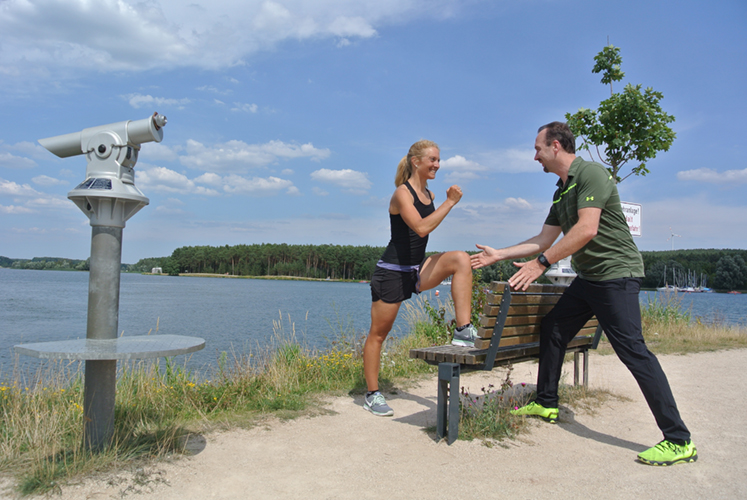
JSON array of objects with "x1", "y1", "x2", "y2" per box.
[
  {"x1": 478, "y1": 319, "x2": 599, "y2": 337},
  {"x1": 484, "y1": 324, "x2": 599, "y2": 346},
  {"x1": 476, "y1": 323, "x2": 598, "y2": 349},
  {"x1": 485, "y1": 293, "x2": 562, "y2": 306},
  {"x1": 482, "y1": 304, "x2": 556, "y2": 316},
  {"x1": 488, "y1": 282, "x2": 570, "y2": 294},
  {"x1": 480, "y1": 314, "x2": 599, "y2": 329}
]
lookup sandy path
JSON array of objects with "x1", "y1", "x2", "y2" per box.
[{"x1": 6, "y1": 349, "x2": 746, "y2": 499}]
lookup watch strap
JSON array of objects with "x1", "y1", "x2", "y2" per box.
[{"x1": 537, "y1": 253, "x2": 551, "y2": 268}]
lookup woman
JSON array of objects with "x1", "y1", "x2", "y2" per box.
[{"x1": 363, "y1": 139, "x2": 477, "y2": 417}]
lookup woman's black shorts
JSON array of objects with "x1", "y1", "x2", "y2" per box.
[{"x1": 370, "y1": 266, "x2": 421, "y2": 304}]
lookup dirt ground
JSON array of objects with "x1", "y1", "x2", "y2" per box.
[{"x1": 3, "y1": 349, "x2": 745, "y2": 499}]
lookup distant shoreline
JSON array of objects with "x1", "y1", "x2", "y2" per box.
[
  {"x1": 165, "y1": 272, "x2": 368, "y2": 284},
  {"x1": 0, "y1": 267, "x2": 368, "y2": 283}
]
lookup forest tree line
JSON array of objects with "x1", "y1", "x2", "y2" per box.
[
  {"x1": 4, "y1": 246, "x2": 745, "y2": 291},
  {"x1": 1, "y1": 256, "x2": 91, "y2": 271},
  {"x1": 130, "y1": 243, "x2": 386, "y2": 281},
  {"x1": 126, "y1": 245, "x2": 747, "y2": 291}
]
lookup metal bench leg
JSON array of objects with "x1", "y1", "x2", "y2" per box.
[
  {"x1": 583, "y1": 349, "x2": 589, "y2": 388},
  {"x1": 574, "y1": 352, "x2": 580, "y2": 386},
  {"x1": 437, "y1": 363, "x2": 460, "y2": 444}
]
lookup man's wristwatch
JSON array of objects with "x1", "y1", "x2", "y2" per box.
[{"x1": 537, "y1": 253, "x2": 551, "y2": 268}]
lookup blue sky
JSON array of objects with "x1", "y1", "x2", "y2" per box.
[{"x1": 1, "y1": 0, "x2": 745, "y2": 264}]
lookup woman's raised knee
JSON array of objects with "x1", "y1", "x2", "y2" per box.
[{"x1": 449, "y1": 250, "x2": 471, "y2": 272}]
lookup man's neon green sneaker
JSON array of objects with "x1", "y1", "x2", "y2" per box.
[
  {"x1": 510, "y1": 401, "x2": 559, "y2": 423},
  {"x1": 637, "y1": 440, "x2": 698, "y2": 466}
]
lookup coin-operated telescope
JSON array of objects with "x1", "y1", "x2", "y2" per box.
[
  {"x1": 39, "y1": 112, "x2": 166, "y2": 227},
  {"x1": 19, "y1": 113, "x2": 204, "y2": 451}
]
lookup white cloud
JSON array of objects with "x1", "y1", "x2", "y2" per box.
[
  {"x1": 136, "y1": 167, "x2": 298, "y2": 197},
  {"x1": 231, "y1": 102, "x2": 259, "y2": 113},
  {"x1": 312, "y1": 186, "x2": 329, "y2": 196},
  {"x1": 124, "y1": 93, "x2": 191, "y2": 109},
  {"x1": 221, "y1": 174, "x2": 297, "y2": 196},
  {"x1": 155, "y1": 205, "x2": 187, "y2": 215},
  {"x1": 480, "y1": 148, "x2": 537, "y2": 173},
  {"x1": 328, "y1": 16, "x2": 377, "y2": 38},
  {"x1": 0, "y1": 152, "x2": 37, "y2": 169},
  {"x1": 0, "y1": 0, "x2": 462, "y2": 75},
  {"x1": 197, "y1": 85, "x2": 232, "y2": 96},
  {"x1": 139, "y1": 143, "x2": 182, "y2": 162},
  {"x1": 194, "y1": 172, "x2": 224, "y2": 186},
  {"x1": 7, "y1": 141, "x2": 52, "y2": 160},
  {"x1": 440, "y1": 155, "x2": 489, "y2": 182},
  {"x1": 0, "y1": 177, "x2": 74, "y2": 214},
  {"x1": 311, "y1": 168, "x2": 371, "y2": 192},
  {"x1": 0, "y1": 204, "x2": 36, "y2": 214},
  {"x1": 32, "y1": 175, "x2": 68, "y2": 186},
  {"x1": 25, "y1": 196, "x2": 73, "y2": 209},
  {"x1": 0, "y1": 178, "x2": 43, "y2": 197},
  {"x1": 153, "y1": 197, "x2": 187, "y2": 215},
  {"x1": 437, "y1": 148, "x2": 538, "y2": 183},
  {"x1": 181, "y1": 139, "x2": 331, "y2": 172},
  {"x1": 456, "y1": 197, "x2": 538, "y2": 219},
  {"x1": 136, "y1": 166, "x2": 221, "y2": 196},
  {"x1": 677, "y1": 167, "x2": 747, "y2": 184},
  {"x1": 503, "y1": 197, "x2": 533, "y2": 211},
  {"x1": 0, "y1": 0, "x2": 188, "y2": 72}
]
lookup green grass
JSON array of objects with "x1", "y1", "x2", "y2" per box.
[{"x1": 457, "y1": 366, "x2": 529, "y2": 443}]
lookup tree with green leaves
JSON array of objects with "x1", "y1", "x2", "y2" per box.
[
  {"x1": 714, "y1": 255, "x2": 747, "y2": 291},
  {"x1": 566, "y1": 45, "x2": 676, "y2": 183}
]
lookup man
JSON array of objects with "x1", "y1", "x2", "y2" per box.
[{"x1": 471, "y1": 121, "x2": 697, "y2": 466}]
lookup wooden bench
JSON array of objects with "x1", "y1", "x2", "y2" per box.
[{"x1": 409, "y1": 281, "x2": 603, "y2": 444}]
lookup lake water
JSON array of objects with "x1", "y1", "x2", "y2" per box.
[
  {"x1": 0, "y1": 268, "x2": 442, "y2": 376},
  {"x1": 2, "y1": 268, "x2": 746, "y2": 377},
  {"x1": 640, "y1": 289, "x2": 747, "y2": 326}
]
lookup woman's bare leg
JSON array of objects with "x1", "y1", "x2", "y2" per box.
[
  {"x1": 419, "y1": 251, "x2": 473, "y2": 326},
  {"x1": 363, "y1": 300, "x2": 402, "y2": 391}
]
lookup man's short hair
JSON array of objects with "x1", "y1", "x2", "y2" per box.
[{"x1": 538, "y1": 122, "x2": 576, "y2": 154}]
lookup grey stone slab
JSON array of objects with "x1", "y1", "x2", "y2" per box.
[{"x1": 14, "y1": 334, "x2": 205, "y2": 360}]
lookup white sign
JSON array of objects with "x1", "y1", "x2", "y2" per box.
[{"x1": 621, "y1": 201, "x2": 642, "y2": 237}]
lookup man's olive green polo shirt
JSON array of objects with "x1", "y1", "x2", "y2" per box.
[{"x1": 544, "y1": 157, "x2": 644, "y2": 281}]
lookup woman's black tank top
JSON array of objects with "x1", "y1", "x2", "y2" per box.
[{"x1": 380, "y1": 181, "x2": 435, "y2": 266}]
